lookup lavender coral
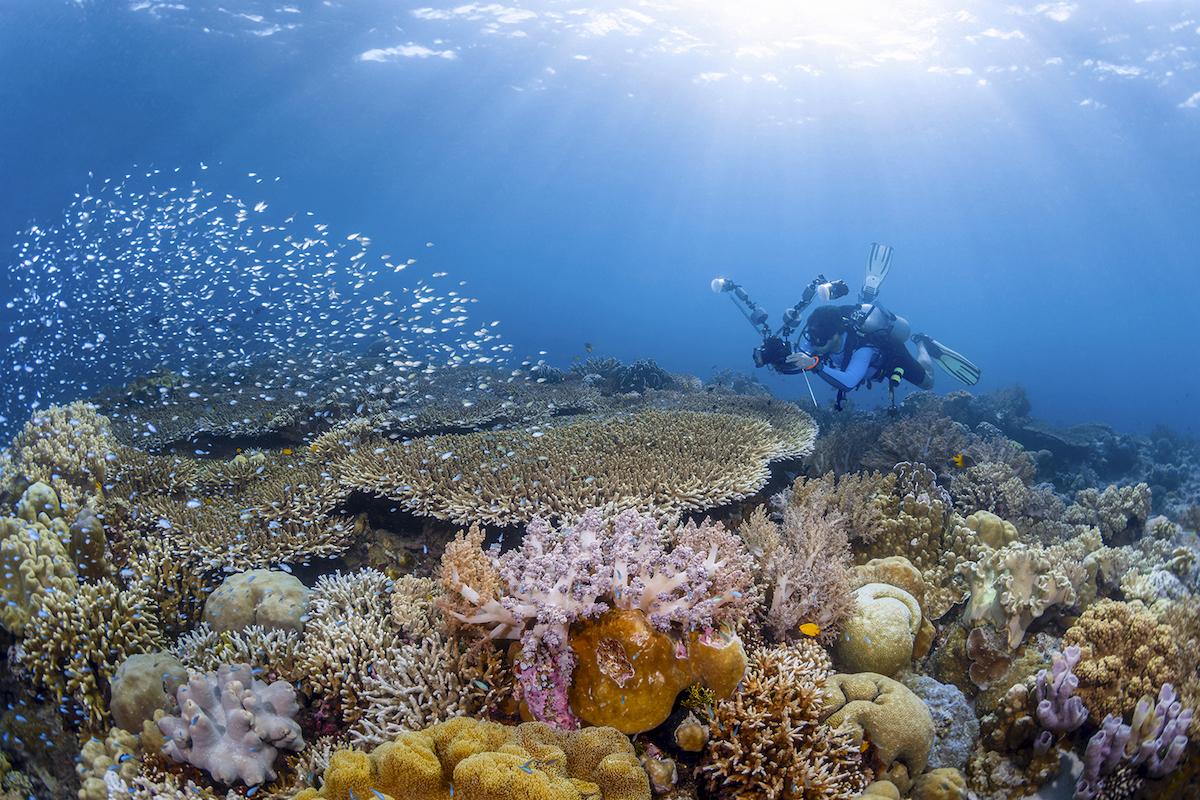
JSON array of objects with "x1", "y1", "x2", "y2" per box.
[
  {"x1": 443, "y1": 508, "x2": 757, "y2": 728},
  {"x1": 1033, "y1": 645, "x2": 1088, "y2": 751},
  {"x1": 157, "y1": 663, "x2": 305, "y2": 786}
]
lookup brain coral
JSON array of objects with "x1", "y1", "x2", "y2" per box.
[
  {"x1": 820, "y1": 672, "x2": 935, "y2": 781},
  {"x1": 293, "y1": 717, "x2": 650, "y2": 800},
  {"x1": 334, "y1": 410, "x2": 798, "y2": 526},
  {"x1": 834, "y1": 583, "x2": 923, "y2": 677},
  {"x1": 700, "y1": 640, "x2": 869, "y2": 800}
]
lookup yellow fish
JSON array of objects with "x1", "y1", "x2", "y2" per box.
[
  {"x1": 309, "y1": 443, "x2": 319, "y2": 452},
  {"x1": 798, "y1": 622, "x2": 821, "y2": 638},
  {"x1": 860, "y1": 739, "x2": 870, "y2": 753},
  {"x1": 950, "y1": 453, "x2": 965, "y2": 469},
  {"x1": 281, "y1": 447, "x2": 293, "y2": 456}
]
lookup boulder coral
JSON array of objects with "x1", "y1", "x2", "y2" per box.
[
  {"x1": 834, "y1": 583, "x2": 924, "y2": 677},
  {"x1": 567, "y1": 608, "x2": 746, "y2": 733},
  {"x1": 820, "y1": 672, "x2": 936, "y2": 787},
  {"x1": 109, "y1": 650, "x2": 188, "y2": 732},
  {"x1": 292, "y1": 716, "x2": 650, "y2": 800},
  {"x1": 203, "y1": 568, "x2": 311, "y2": 633}
]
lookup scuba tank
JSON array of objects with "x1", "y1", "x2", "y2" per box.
[{"x1": 849, "y1": 303, "x2": 910, "y2": 349}]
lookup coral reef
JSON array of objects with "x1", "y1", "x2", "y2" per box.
[
  {"x1": 903, "y1": 676, "x2": 980, "y2": 773},
  {"x1": 700, "y1": 640, "x2": 869, "y2": 799},
  {"x1": 158, "y1": 663, "x2": 305, "y2": 786},
  {"x1": 834, "y1": 583, "x2": 923, "y2": 677},
  {"x1": 109, "y1": 651, "x2": 189, "y2": 732}
]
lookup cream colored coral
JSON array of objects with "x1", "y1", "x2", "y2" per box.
[
  {"x1": 964, "y1": 511, "x2": 1018, "y2": 550},
  {"x1": 7, "y1": 402, "x2": 117, "y2": 499},
  {"x1": 77, "y1": 728, "x2": 140, "y2": 800},
  {"x1": 335, "y1": 410, "x2": 786, "y2": 526},
  {"x1": 820, "y1": 672, "x2": 935, "y2": 778},
  {"x1": 834, "y1": 584, "x2": 922, "y2": 677},
  {"x1": 0, "y1": 491, "x2": 76, "y2": 635}
]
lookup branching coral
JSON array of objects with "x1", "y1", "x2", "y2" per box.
[
  {"x1": 335, "y1": 410, "x2": 786, "y2": 526},
  {"x1": 740, "y1": 501, "x2": 855, "y2": 645},
  {"x1": 784, "y1": 470, "x2": 897, "y2": 545},
  {"x1": 699, "y1": 640, "x2": 869, "y2": 800},
  {"x1": 6, "y1": 402, "x2": 117, "y2": 503},
  {"x1": 158, "y1": 663, "x2": 305, "y2": 787},
  {"x1": 18, "y1": 578, "x2": 165, "y2": 730},
  {"x1": 0, "y1": 486, "x2": 76, "y2": 635},
  {"x1": 174, "y1": 623, "x2": 304, "y2": 685},
  {"x1": 443, "y1": 509, "x2": 756, "y2": 730},
  {"x1": 1066, "y1": 483, "x2": 1152, "y2": 546}
]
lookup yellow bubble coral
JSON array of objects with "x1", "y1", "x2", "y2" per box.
[{"x1": 295, "y1": 717, "x2": 649, "y2": 800}]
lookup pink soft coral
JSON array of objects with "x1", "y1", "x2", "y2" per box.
[{"x1": 445, "y1": 508, "x2": 757, "y2": 727}]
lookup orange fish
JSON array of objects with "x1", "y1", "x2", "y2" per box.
[{"x1": 798, "y1": 622, "x2": 821, "y2": 638}]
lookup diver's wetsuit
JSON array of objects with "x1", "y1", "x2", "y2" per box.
[{"x1": 815, "y1": 330, "x2": 927, "y2": 392}]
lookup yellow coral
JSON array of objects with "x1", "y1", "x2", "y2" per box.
[
  {"x1": 820, "y1": 672, "x2": 935, "y2": 779},
  {"x1": 296, "y1": 718, "x2": 649, "y2": 800}
]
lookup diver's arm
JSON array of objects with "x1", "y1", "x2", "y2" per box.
[{"x1": 816, "y1": 346, "x2": 878, "y2": 391}]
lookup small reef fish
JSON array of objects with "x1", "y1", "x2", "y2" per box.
[
  {"x1": 584, "y1": 342, "x2": 593, "y2": 353},
  {"x1": 798, "y1": 622, "x2": 821, "y2": 638},
  {"x1": 950, "y1": 453, "x2": 973, "y2": 469}
]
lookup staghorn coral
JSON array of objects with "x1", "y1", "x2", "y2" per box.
[
  {"x1": 1062, "y1": 599, "x2": 1193, "y2": 722},
  {"x1": 350, "y1": 636, "x2": 512, "y2": 748},
  {"x1": 294, "y1": 716, "x2": 650, "y2": 800},
  {"x1": 820, "y1": 672, "x2": 936, "y2": 784},
  {"x1": 700, "y1": 640, "x2": 868, "y2": 800},
  {"x1": 1066, "y1": 483, "x2": 1152, "y2": 546},
  {"x1": 443, "y1": 509, "x2": 756, "y2": 730},
  {"x1": 18, "y1": 577, "x2": 165, "y2": 730},
  {"x1": 742, "y1": 500, "x2": 856, "y2": 646},
  {"x1": 173, "y1": 623, "x2": 304, "y2": 684},
  {"x1": 158, "y1": 663, "x2": 305, "y2": 787},
  {"x1": 390, "y1": 574, "x2": 443, "y2": 638},
  {"x1": 297, "y1": 569, "x2": 400, "y2": 725},
  {"x1": 335, "y1": 410, "x2": 791, "y2": 526}
]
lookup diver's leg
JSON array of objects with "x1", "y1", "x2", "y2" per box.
[{"x1": 911, "y1": 341, "x2": 935, "y2": 389}]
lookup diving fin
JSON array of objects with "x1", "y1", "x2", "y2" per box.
[
  {"x1": 860, "y1": 243, "x2": 893, "y2": 303},
  {"x1": 913, "y1": 334, "x2": 981, "y2": 386}
]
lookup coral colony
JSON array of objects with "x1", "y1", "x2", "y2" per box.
[{"x1": 1, "y1": 182, "x2": 1198, "y2": 800}]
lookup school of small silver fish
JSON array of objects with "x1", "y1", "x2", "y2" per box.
[{"x1": 0, "y1": 167, "x2": 512, "y2": 436}]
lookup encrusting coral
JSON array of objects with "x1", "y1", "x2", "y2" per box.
[
  {"x1": 442, "y1": 508, "x2": 756, "y2": 732},
  {"x1": 157, "y1": 663, "x2": 305, "y2": 786},
  {"x1": 293, "y1": 716, "x2": 651, "y2": 800},
  {"x1": 700, "y1": 640, "x2": 869, "y2": 799}
]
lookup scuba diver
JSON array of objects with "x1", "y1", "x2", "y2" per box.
[{"x1": 711, "y1": 243, "x2": 981, "y2": 411}]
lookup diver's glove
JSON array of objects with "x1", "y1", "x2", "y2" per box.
[{"x1": 785, "y1": 351, "x2": 821, "y2": 371}]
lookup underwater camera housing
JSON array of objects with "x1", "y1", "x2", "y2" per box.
[{"x1": 753, "y1": 335, "x2": 793, "y2": 370}]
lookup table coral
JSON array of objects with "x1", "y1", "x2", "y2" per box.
[
  {"x1": 1062, "y1": 599, "x2": 1189, "y2": 721},
  {"x1": 334, "y1": 410, "x2": 790, "y2": 526},
  {"x1": 293, "y1": 717, "x2": 650, "y2": 800},
  {"x1": 820, "y1": 672, "x2": 936, "y2": 780},
  {"x1": 158, "y1": 663, "x2": 305, "y2": 787},
  {"x1": 443, "y1": 509, "x2": 755, "y2": 730}
]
